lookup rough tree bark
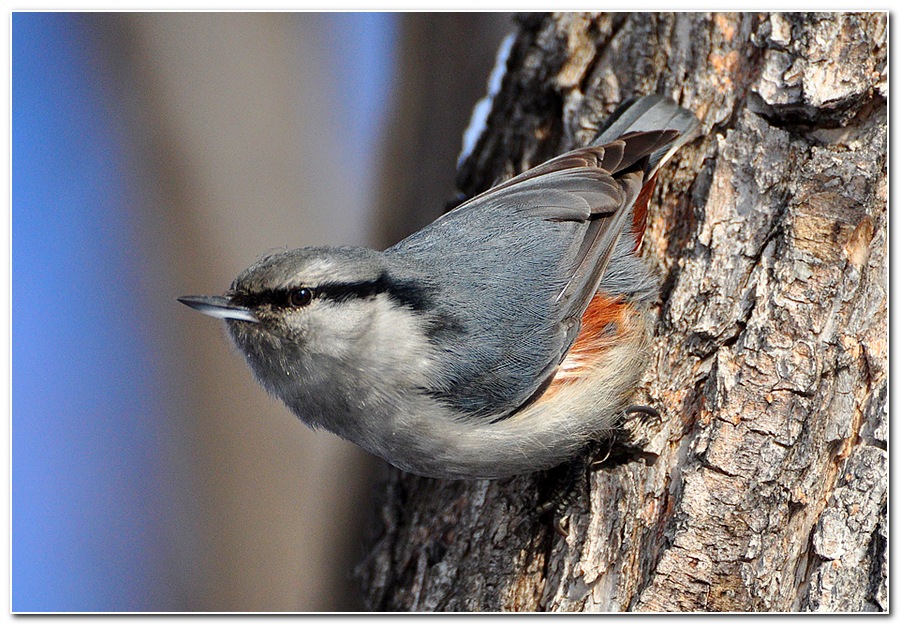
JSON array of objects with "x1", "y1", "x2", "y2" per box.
[{"x1": 358, "y1": 12, "x2": 887, "y2": 612}]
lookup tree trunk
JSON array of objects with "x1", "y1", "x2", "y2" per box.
[{"x1": 357, "y1": 12, "x2": 887, "y2": 612}]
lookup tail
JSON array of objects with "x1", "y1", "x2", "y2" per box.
[
  {"x1": 592, "y1": 94, "x2": 700, "y2": 174},
  {"x1": 592, "y1": 94, "x2": 699, "y2": 251}
]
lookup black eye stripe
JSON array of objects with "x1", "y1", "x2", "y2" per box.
[
  {"x1": 230, "y1": 289, "x2": 292, "y2": 309},
  {"x1": 229, "y1": 272, "x2": 435, "y2": 312}
]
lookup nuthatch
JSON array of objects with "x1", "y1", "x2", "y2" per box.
[{"x1": 179, "y1": 94, "x2": 699, "y2": 479}]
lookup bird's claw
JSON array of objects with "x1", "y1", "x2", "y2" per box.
[{"x1": 624, "y1": 403, "x2": 660, "y2": 420}]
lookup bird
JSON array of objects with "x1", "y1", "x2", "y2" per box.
[{"x1": 179, "y1": 94, "x2": 699, "y2": 480}]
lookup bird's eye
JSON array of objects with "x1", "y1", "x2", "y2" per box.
[{"x1": 289, "y1": 287, "x2": 314, "y2": 308}]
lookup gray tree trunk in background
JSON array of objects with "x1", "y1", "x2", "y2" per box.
[
  {"x1": 358, "y1": 12, "x2": 887, "y2": 612},
  {"x1": 371, "y1": 13, "x2": 514, "y2": 247}
]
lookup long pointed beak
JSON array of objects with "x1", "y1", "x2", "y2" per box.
[{"x1": 177, "y1": 295, "x2": 259, "y2": 323}]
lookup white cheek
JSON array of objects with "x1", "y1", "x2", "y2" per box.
[
  {"x1": 303, "y1": 295, "x2": 436, "y2": 385},
  {"x1": 369, "y1": 297, "x2": 436, "y2": 372},
  {"x1": 311, "y1": 295, "x2": 434, "y2": 385},
  {"x1": 298, "y1": 302, "x2": 366, "y2": 356}
]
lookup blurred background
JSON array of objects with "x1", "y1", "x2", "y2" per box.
[{"x1": 12, "y1": 12, "x2": 511, "y2": 611}]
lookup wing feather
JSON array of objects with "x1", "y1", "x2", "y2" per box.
[{"x1": 388, "y1": 96, "x2": 698, "y2": 420}]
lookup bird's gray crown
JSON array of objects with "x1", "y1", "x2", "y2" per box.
[
  {"x1": 227, "y1": 246, "x2": 438, "y2": 315},
  {"x1": 230, "y1": 246, "x2": 386, "y2": 294}
]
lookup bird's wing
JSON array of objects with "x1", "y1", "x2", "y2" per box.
[
  {"x1": 388, "y1": 136, "x2": 664, "y2": 420},
  {"x1": 389, "y1": 100, "x2": 696, "y2": 420}
]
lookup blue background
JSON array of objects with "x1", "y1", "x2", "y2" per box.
[{"x1": 12, "y1": 12, "x2": 397, "y2": 611}]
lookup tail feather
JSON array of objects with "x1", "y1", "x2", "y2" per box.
[
  {"x1": 592, "y1": 94, "x2": 699, "y2": 251},
  {"x1": 630, "y1": 171, "x2": 659, "y2": 250},
  {"x1": 593, "y1": 94, "x2": 700, "y2": 175}
]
